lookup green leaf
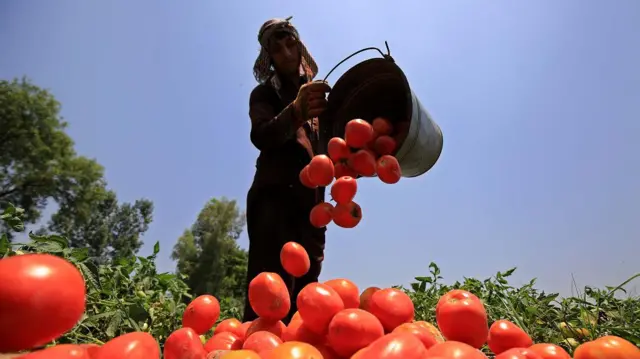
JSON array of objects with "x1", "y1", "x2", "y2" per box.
[
  {"x1": 153, "y1": 241, "x2": 160, "y2": 255},
  {"x1": 0, "y1": 235, "x2": 9, "y2": 255},
  {"x1": 29, "y1": 232, "x2": 69, "y2": 249},
  {"x1": 106, "y1": 311, "x2": 124, "y2": 337}
]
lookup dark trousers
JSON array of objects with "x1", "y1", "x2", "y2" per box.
[{"x1": 243, "y1": 185, "x2": 326, "y2": 325}]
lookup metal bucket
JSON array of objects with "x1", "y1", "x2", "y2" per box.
[{"x1": 318, "y1": 57, "x2": 443, "y2": 178}]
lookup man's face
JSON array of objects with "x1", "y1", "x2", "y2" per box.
[{"x1": 269, "y1": 34, "x2": 300, "y2": 77}]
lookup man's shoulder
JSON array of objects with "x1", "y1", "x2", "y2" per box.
[{"x1": 249, "y1": 82, "x2": 277, "y2": 102}]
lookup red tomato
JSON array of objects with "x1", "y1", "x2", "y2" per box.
[
  {"x1": 324, "y1": 278, "x2": 360, "y2": 308},
  {"x1": 349, "y1": 149, "x2": 377, "y2": 177},
  {"x1": 280, "y1": 242, "x2": 310, "y2": 278},
  {"x1": 327, "y1": 308, "x2": 385, "y2": 357},
  {"x1": 298, "y1": 165, "x2": 317, "y2": 189},
  {"x1": 16, "y1": 344, "x2": 90, "y2": 359},
  {"x1": 374, "y1": 135, "x2": 397, "y2": 156},
  {"x1": 281, "y1": 317, "x2": 324, "y2": 344},
  {"x1": 217, "y1": 350, "x2": 260, "y2": 359},
  {"x1": 0, "y1": 254, "x2": 86, "y2": 352},
  {"x1": 372, "y1": 117, "x2": 394, "y2": 136},
  {"x1": 360, "y1": 332, "x2": 427, "y2": 359},
  {"x1": 574, "y1": 335, "x2": 640, "y2": 359},
  {"x1": 376, "y1": 155, "x2": 402, "y2": 184},
  {"x1": 214, "y1": 318, "x2": 245, "y2": 338},
  {"x1": 368, "y1": 288, "x2": 414, "y2": 332},
  {"x1": 345, "y1": 119, "x2": 375, "y2": 149},
  {"x1": 204, "y1": 332, "x2": 243, "y2": 352},
  {"x1": 315, "y1": 344, "x2": 340, "y2": 359},
  {"x1": 393, "y1": 323, "x2": 440, "y2": 350},
  {"x1": 427, "y1": 341, "x2": 488, "y2": 359},
  {"x1": 334, "y1": 161, "x2": 358, "y2": 179},
  {"x1": 264, "y1": 341, "x2": 323, "y2": 359},
  {"x1": 488, "y1": 319, "x2": 533, "y2": 355},
  {"x1": 163, "y1": 327, "x2": 207, "y2": 359},
  {"x1": 412, "y1": 321, "x2": 445, "y2": 343},
  {"x1": 309, "y1": 202, "x2": 334, "y2": 228},
  {"x1": 528, "y1": 343, "x2": 572, "y2": 359},
  {"x1": 359, "y1": 287, "x2": 381, "y2": 312},
  {"x1": 239, "y1": 321, "x2": 252, "y2": 340},
  {"x1": 436, "y1": 289, "x2": 488, "y2": 349},
  {"x1": 182, "y1": 295, "x2": 221, "y2": 335},
  {"x1": 328, "y1": 137, "x2": 351, "y2": 162},
  {"x1": 95, "y1": 332, "x2": 160, "y2": 359},
  {"x1": 245, "y1": 318, "x2": 286, "y2": 339},
  {"x1": 248, "y1": 272, "x2": 290, "y2": 321},
  {"x1": 79, "y1": 344, "x2": 102, "y2": 357},
  {"x1": 296, "y1": 282, "x2": 345, "y2": 335},
  {"x1": 307, "y1": 155, "x2": 334, "y2": 186},
  {"x1": 242, "y1": 331, "x2": 282, "y2": 353},
  {"x1": 496, "y1": 348, "x2": 543, "y2": 359},
  {"x1": 330, "y1": 176, "x2": 357, "y2": 205},
  {"x1": 332, "y1": 201, "x2": 362, "y2": 228}
]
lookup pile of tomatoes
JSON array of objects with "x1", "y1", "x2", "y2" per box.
[
  {"x1": 2, "y1": 250, "x2": 639, "y2": 359},
  {"x1": 303, "y1": 117, "x2": 403, "y2": 230}
]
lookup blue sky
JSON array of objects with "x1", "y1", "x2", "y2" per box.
[{"x1": 1, "y1": 1, "x2": 639, "y2": 296}]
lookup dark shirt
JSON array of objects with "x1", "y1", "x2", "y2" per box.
[{"x1": 248, "y1": 75, "x2": 325, "y2": 209}]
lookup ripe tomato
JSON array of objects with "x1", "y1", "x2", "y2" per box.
[
  {"x1": 436, "y1": 289, "x2": 488, "y2": 349},
  {"x1": 248, "y1": 272, "x2": 290, "y2": 321},
  {"x1": 330, "y1": 176, "x2": 357, "y2": 205},
  {"x1": 204, "y1": 332, "x2": 243, "y2": 352},
  {"x1": 308, "y1": 155, "x2": 334, "y2": 186},
  {"x1": 245, "y1": 318, "x2": 286, "y2": 339},
  {"x1": 79, "y1": 344, "x2": 102, "y2": 357},
  {"x1": 163, "y1": 327, "x2": 207, "y2": 359},
  {"x1": 574, "y1": 335, "x2": 640, "y2": 359},
  {"x1": 324, "y1": 278, "x2": 360, "y2": 308},
  {"x1": 281, "y1": 317, "x2": 324, "y2": 344},
  {"x1": 528, "y1": 343, "x2": 572, "y2": 359},
  {"x1": 182, "y1": 295, "x2": 221, "y2": 335},
  {"x1": 16, "y1": 344, "x2": 90, "y2": 359},
  {"x1": 488, "y1": 319, "x2": 533, "y2": 355},
  {"x1": 345, "y1": 119, "x2": 375, "y2": 149},
  {"x1": 427, "y1": 341, "x2": 488, "y2": 359},
  {"x1": 327, "y1": 308, "x2": 385, "y2": 357},
  {"x1": 95, "y1": 332, "x2": 160, "y2": 359},
  {"x1": 372, "y1": 117, "x2": 394, "y2": 136},
  {"x1": 413, "y1": 321, "x2": 445, "y2": 343},
  {"x1": 239, "y1": 321, "x2": 252, "y2": 340},
  {"x1": 334, "y1": 161, "x2": 358, "y2": 179},
  {"x1": 214, "y1": 318, "x2": 245, "y2": 339},
  {"x1": 359, "y1": 286, "x2": 381, "y2": 312},
  {"x1": 298, "y1": 165, "x2": 317, "y2": 189},
  {"x1": 328, "y1": 137, "x2": 351, "y2": 162},
  {"x1": 0, "y1": 254, "x2": 86, "y2": 352},
  {"x1": 218, "y1": 350, "x2": 261, "y2": 359},
  {"x1": 361, "y1": 332, "x2": 427, "y2": 359},
  {"x1": 332, "y1": 201, "x2": 362, "y2": 228},
  {"x1": 296, "y1": 282, "x2": 345, "y2": 335},
  {"x1": 264, "y1": 341, "x2": 323, "y2": 359},
  {"x1": 242, "y1": 331, "x2": 283, "y2": 353},
  {"x1": 368, "y1": 288, "x2": 414, "y2": 332},
  {"x1": 280, "y1": 242, "x2": 311, "y2": 278},
  {"x1": 376, "y1": 155, "x2": 401, "y2": 184},
  {"x1": 315, "y1": 344, "x2": 340, "y2": 359},
  {"x1": 374, "y1": 135, "x2": 397, "y2": 156},
  {"x1": 349, "y1": 149, "x2": 377, "y2": 177},
  {"x1": 393, "y1": 323, "x2": 440, "y2": 350},
  {"x1": 496, "y1": 348, "x2": 543, "y2": 359},
  {"x1": 309, "y1": 202, "x2": 334, "y2": 228}
]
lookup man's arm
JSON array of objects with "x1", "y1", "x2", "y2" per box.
[{"x1": 249, "y1": 86, "x2": 301, "y2": 151}]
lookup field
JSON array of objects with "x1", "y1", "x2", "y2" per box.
[{"x1": 1, "y1": 204, "x2": 639, "y2": 358}]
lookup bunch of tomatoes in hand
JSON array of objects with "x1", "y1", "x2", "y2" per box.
[{"x1": 300, "y1": 117, "x2": 403, "y2": 230}]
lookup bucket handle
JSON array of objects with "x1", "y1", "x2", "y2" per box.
[{"x1": 321, "y1": 41, "x2": 393, "y2": 83}]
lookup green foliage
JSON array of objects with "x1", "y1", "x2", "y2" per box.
[
  {"x1": 171, "y1": 197, "x2": 248, "y2": 306},
  {"x1": 404, "y1": 262, "x2": 640, "y2": 355}
]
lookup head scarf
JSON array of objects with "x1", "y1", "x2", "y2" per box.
[{"x1": 253, "y1": 17, "x2": 318, "y2": 88}]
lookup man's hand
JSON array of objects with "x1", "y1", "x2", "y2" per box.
[{"x1": 293, "y1": 81, "x2": 331, "y2": 121}]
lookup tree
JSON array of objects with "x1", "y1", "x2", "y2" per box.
[
  {"x1": 171, "y1": 197, "x2": 248, "y2": 302},
  {"x1": 0, "y1": 77, "x2": 103, "y2": 237}
]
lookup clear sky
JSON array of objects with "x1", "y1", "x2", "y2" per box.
[{"x1": 1, "y1": 1, "x2": 639, "y2": 296}]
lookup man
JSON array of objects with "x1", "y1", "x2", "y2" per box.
[{"x1": 244, "y1": 17, "x2": 332, "y2": 324}]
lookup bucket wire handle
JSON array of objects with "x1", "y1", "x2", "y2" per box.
[{"x1": 322, "y1": 41, "x2": 392, "y2": 83}]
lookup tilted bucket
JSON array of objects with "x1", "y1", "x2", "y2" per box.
[{"x1": 318, "y1": 51, "x2": 443, "y2": 178}]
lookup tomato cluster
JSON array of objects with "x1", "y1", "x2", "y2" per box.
[
  {"x1": 2, "y1": 252, "x2": 640, "y2": 359},
  {"x1": 303, "y1": 117, "x2": 402, "y2": 230}
]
